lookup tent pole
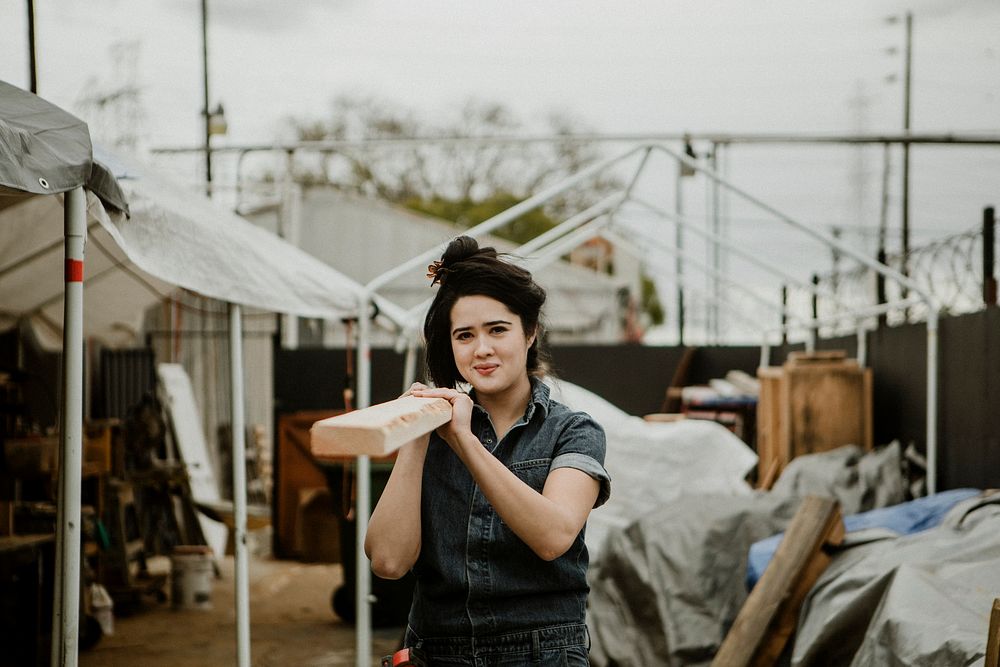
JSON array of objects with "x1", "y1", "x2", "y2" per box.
[
  {"x1": 355, "y1": 292, "x2": 372, "y2": 667},
  {"x1": 51, "y1": 186, "x2": 86, "y2": 667},
  {"x1": 229, "y1": 302, "x2": 251, "y2": 666},
  {"x1": 403, "y1": 337, "x2": 419, "y2": 391}
]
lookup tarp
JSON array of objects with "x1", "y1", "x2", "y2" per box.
[
  {"x1": 587, "y1": 492, "x2": 803, "y2": 666},
  {"x1": 544, "y1": 378, "x2": 758, "y2": 562},
  {"x1": 792, "y1": 492, "x2": 1000, "y2": 667},
  {"x1": 747, "y1": 486, "x2": 980, "y2": 588},
  {"x1": 585, "y1": 444, "x2": 918, "y2": 666},
  {"x1": 2, "y1": 144, "x2": 367, "y2": 347},
  {"x1": 0, "y1": 80, "x2": 127, "y2": 212}
]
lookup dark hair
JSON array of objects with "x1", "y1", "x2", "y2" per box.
[{"x1": 423, "y1": 236, "x2": 548, "y2": 388}]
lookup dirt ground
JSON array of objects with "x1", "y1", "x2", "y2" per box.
[{"x1": 79, "y1": 555, "x2": 403, "y2": 667}]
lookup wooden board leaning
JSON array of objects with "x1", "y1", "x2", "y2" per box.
[{"x1": 310, "y1": 396, "x2": 453, "y2": 459}]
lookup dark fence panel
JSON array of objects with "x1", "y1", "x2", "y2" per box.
[
  {"x1": 938, "y1": 307, "x2": 1000, "y2": 489},
  {"x1": 273, "y1": 307, "x2": 1000, "y2": 491}
]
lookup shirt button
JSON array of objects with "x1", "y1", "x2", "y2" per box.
[{"x1": 486, "y1": 438, "x2": 493, "y2": 444}]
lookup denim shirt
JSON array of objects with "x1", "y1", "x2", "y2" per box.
[{"x1": 408, "y1": 378, "x2": 611, "y2": 638}]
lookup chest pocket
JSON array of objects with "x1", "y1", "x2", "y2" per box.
[{"x1": 509, "y1": 457, "x2": 551, "y2": 493}]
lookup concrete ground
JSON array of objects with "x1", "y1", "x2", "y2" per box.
[{"x1": 79, "y1": 555, "x2": 403, "y2": 667}]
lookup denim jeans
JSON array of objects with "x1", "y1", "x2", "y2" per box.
[{"x1": 404, "y1": 622, "x2": 590, "y2": 666}]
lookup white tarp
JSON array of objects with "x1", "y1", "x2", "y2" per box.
[
  {"x1": 1, "y1": 189, "x2": 160, "y2": 346},
  {"x1": 101, "y1": 151, "x2": 365, "y2": 320},
  {"x1": 544, "y1": 377, "x2": 758, "y2": 561},
  {"x1": 1, "y1": 148, "x2": 367, "y2": 348}
]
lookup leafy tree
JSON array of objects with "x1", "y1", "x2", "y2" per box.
[{"x1": 283, "y1": 94, "x2": 662, "y2": 327}]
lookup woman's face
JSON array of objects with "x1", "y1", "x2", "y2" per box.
[{"x1": 449, "y1": 295, "x2": 535, "y2": 399}]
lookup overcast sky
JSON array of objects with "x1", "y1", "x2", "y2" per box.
[{"x1": 3, "y1": 0, "x2": 999, "y2": 314}]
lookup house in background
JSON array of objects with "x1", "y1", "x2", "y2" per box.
[{"x1": 240, "y1": 185, "x2": 644, "y2": 347}]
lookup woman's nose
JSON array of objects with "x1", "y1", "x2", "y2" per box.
[{"x1": 474, "y1": 335, "x2": 493, "y2": 356}]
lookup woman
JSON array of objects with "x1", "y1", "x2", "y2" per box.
[{"x1": 365, "y1": 235, "x2": 610, "y2": 665}]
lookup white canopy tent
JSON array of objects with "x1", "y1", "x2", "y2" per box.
[{"x1": 1, "y1": 81, "x2": 385, "y2": 666}]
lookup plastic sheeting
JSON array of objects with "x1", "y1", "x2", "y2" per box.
[
  {"x1": 747, "y1": 487, "x2": 981, "y2": 588},
  {"x1": 792, "y1": 492, "x2": 1000, "y2": 667},
  {"x1": 2, "y1": 148, "x2": 367, "y2": 347},
  {"x1": 0, "y1": 80, "x2": 126, "y2": 212},
  {"x1": 584, "y1": 442, "x2": 954, "y2": 666},
  {"x1": 544, "y1": 378, "x2": 758, "y2": 562},
  {"x1": 587, "y1": 492, "x2": 803, "y2": 666},
  {"x1": 102, "y1": 152, "x2": 365, "y2": 320},
  {"x1": 770, "y1": 442, "x2": 907, "y2": 516}
]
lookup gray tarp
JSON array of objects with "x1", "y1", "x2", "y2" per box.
[
  {"x1": 587, "y1": 445, "x2": 910, "y2": 667},
  {"x1": 792, "y1": 492, "x2": 1000, "y2": 667},
  {"x1": 588, "y1": 492, "x2": 803, "y2": 666},
  {"x1": 544, "y1": 379, "x2": 759, "y2": 563}
]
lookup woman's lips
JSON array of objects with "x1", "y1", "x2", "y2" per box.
[{"x1": 474, "y1": 364, "x2": 498, "y2": 375}]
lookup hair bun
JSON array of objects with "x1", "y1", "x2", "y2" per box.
[
  {"x1": 441, "y1": 235, "x2": 487, "y2": 266},
  {"x1": 428, "y1": 235, "x2": 499, "y2": 285}
]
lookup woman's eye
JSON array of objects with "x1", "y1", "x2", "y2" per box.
[{"x1": 491, "y1": 327, "x2": 507, "y2": 335}]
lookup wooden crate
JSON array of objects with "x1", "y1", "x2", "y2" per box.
[{"x1": 756, "y1": 352, "x2": 873, "y2": 484}]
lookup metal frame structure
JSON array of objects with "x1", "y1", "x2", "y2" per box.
[
  {"x1": 150, "y1": 132, "x2": 980, "y2": 664},
  {"x1": 343, "y1": 140, "x2": 944, "y2": 665}
]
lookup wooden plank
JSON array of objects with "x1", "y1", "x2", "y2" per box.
[
  {"x1": 986, "y1": 598, "x2": 1000, "y2": 667},
  {"x1": 756, "y1": 367, "x2": 784, "y2": 483},
  {"x1": 310, "y1": 396, "x2": 452, "y2": 458},
  {"x1": 786, "y1": 350, "x2": 847, "y2": 365},
  {"x1": 711, "y1": 496, "x2": 844, "y2": 667}
]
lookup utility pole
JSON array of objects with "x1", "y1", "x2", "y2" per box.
[
  {"x1": 201, "y1": 0, "x2": 212, "y2": 197},
  {"x1": 26, "y1": 0, "x2": 37, "y2": 93},
  {"x1": 901, "y1": 11, "x2": 913, "y2": 279}
]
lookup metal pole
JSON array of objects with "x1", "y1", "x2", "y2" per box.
[
  {"x1": 710, "y1": 145, "x2": 722, "y2": 342},
  {"x1": 229, "y1": 303, "x2": 251, "y2": 667},
  {"x1": 984, "y1": 206, "x2": 997, "y2": 305},
  {"x1": 926, "y1": 310, "x2": 939, "y2": 494},
  {"x1": 51, "y1": 186, "x2": 86, "y2": 667},
  {"x1": 355, "y1": 292, "x2": 372, "y2": 667},
  {"x1": 780, "y1": 285, "x2": 788, "y2": 346},
  {"x1": 878, "y1": 143, "x2": 891, "y2": 327},
  {"x1": 27, "y1": 0, "x2": 38, "y2": 93},
  {"x1": 811, "y1": 273, "x2": 820, "y2": 343},
  {"x1": 201, "y1": 0, "x2": 212, "y2": 197},
  {"x1": 402, "y1": 338, "x2": 419, "y2": 392},
  {"x1": 675, "y1": 163, "x2": 685, "y2": 346},
  {"x1": 856, "y1": 326, "x2": 868, "y2": 368},
  {"x1": 901, "y1": 12, "x2": 913, "y2": 301}
]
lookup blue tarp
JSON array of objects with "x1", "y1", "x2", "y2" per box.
[{"x1": 745, "y1": 488, "x2": 981, "y2": 588}]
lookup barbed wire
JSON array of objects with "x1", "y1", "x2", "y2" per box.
[{"x1": 804, "y1": 226, "x2": 991, "y2": 330}]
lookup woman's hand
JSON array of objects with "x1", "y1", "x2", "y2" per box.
[
  {"x1": 410, "y1": 387, "x2": 474, "y2": 451},
  {"x1": 401, "y1": 381, "x2": 428, "y2": 398}
]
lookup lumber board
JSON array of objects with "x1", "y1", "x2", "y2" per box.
[
  {"x1": 310, "y1": 396, "x2": 452, "y2": 458},
  {"x1": 987, "y1": 598, "x2": 1000, "y2": 667},
  {"x1": 711, "y1": 495, "x2": 844, "y2": 667}
]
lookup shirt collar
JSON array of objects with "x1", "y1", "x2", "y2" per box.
[{"x1": 469, "y1": 376, "x2": 551, "y2": 422}]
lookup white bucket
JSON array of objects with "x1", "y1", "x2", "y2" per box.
[{"x1": 170, "y1": 546, "x2": 214, "y2": 610}]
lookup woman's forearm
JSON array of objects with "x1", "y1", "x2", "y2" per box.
[{"x1": 364, "y1": 435, "x2": 429, "y2": 579}]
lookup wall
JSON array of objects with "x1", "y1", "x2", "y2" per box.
[{"x1": 274, "y1": 307, "x2": 1000, "y2": 491}]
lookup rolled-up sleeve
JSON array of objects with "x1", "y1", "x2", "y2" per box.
[{"x1": 550, "y1": 414, "x2": 611, "y2": 508}]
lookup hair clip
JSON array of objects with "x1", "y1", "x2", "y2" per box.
[{"x1": 426, "y1": 260, "x2": 445, "y2": 285}]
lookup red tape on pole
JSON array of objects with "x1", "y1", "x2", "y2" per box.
[{"x1": 65, "y1": 259, "x2": 84, "y2": 283}]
